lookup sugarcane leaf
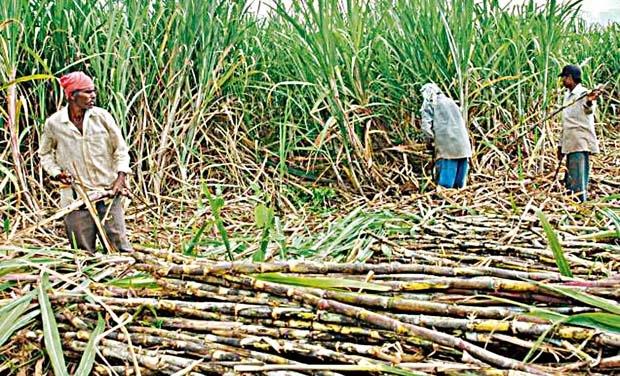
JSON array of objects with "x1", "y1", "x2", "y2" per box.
[
  {"x1": 535, "y1": 283, "x2": 620, "y2": 315},
  {"x1": 0, "y1": 282, "x2": 15, "y2": 292},
  {"x1": 253, "y1": 204, "x2": 274, "y2": 261},
  {"x1": 255, "y1": 204, "x2": 273, "y2": 229},
  {"x1": 2, "y1": 216, "x2": 9, "y2": 235},
  {"x1": 522, "y1": 309, "x2": 567, "y2": 322},
  {"x1": 75, "y1": 314, "x2": 105, "y2": 376},
  {"x1": 203, "y1": 183, "x2": 233, "y2": 261},
  {"x1": 0, "y1": 73, "x2": 54, "y2": 91},
  {"x1": 107, "y1": 273, "x2": 159, "y2": 289},
  {"x1": 0, "y1": 292, "x2": 34, "y2": 346},
  {"x1": 252, "y1": 235, "x2": 268, "y2": 262},
  {"x1": 184, "y1": 220, "x2": 209, "y2": 256},
  {"x1": 252, "y1": 246, "x2": 266, "y2": 262},
  {"x1": 254, "y1": 273, "x2": 391, "y2": 291},
  {"x1": 38, "y1": 273, "x2": 69, "y2": 376},
  {"x1": 600, "y1": 208, "x2": 620, "y2": 237},
  {"x1": 0, "y1": 260, "x2": 27, "y2": 277},
  {"x1": 536, "y1": 211, "x2": 572, "y2": 277},
  {"x1": 564, "y1": 312, "x2": 620, "y2": 334},
  {"x1": 378, "y1": 364, "x2": 428, "y2": 376},
  {"x1": 481, "y1": 295, "x2": 567, "y2": 322},
  {"x1": 253, "y1": 222, "x2": 273, "y2": 262},
  {"x1": 0, "y1": 309, "x2": 40, "y2": 347},
  {"x1": 523, "y1": 323, "x2": 557, "y2": 363}
]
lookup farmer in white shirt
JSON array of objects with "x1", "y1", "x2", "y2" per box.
[
  {"x1": 39, "y1": 72, "x2": 132, "y2": 252},
  {"x1": 420, "y1": 83, "x2": 473, "y2": 188},
  {"x1": 558, "y1": 65, "x2": 601, "y2": 202}
]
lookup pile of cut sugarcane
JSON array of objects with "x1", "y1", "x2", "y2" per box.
[{"x1": 1, "y1": 233, "x2": 618, "y2": 376}]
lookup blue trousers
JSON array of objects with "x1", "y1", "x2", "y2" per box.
[
  {"x1": 435, "y1": 158, "x2": 469, "y2": 188},
  {"x1": 565, "y1": 152, "x2": 589, "y2": 202}
]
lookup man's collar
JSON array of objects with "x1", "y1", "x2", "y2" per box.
[
  {"x1": 60, "y1": 106, "x2": 93, "y2": 123},
  {"x1": 59, "y1": 106, "x2": 71, "y2": 123},
  {"x1": 570, "y1": 84, "x2": 586, "y2": 95}
]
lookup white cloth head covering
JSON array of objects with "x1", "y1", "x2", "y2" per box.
[{"x1": 421, "y1": 83, "x2": 442, "y2": 105}]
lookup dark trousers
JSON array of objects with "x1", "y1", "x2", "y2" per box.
[
  {"x1": 64, "y1": 199, "x2": 132, "y2": 252},
  {"x1": 565, "y1": 152, "x2": 590, "y2": 202}
]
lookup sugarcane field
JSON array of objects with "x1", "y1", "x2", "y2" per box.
[{"x1": 1, "y1": 0, "x2": 620, "y2": 375}]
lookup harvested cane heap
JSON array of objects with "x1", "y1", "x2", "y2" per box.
[{"x1": 2, "y1": 201, "x2": 619, "y2": 376}]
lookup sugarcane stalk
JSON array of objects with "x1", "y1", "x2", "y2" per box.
[
  {"x1": 133, "y1": 249, "x2": 578, "y2": 282},
  {"x1": 125, "y1": 325, "x2": 355, "y2": 376},
  {"x1": 390, "y1": 314, "x2": 620, "y2": 345},
  {"x1": 219, "y1": 274, "x2": 551, "y2": 374}
]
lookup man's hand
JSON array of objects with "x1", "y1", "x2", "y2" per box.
[
  {"x1": 52, "y1": 171, "x2": 73, "y2": 185},
  {"x1": 110, "y1": 172, "x2": 128, "y2": 196},
  {"x1": 425, "y1": 140, "x2": 434, "y2": 153},
  {"x1": 586, "y1": 89, "x2": 601, "y2": 103}
]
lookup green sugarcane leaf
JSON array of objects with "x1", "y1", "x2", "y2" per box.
[
  {"x1": 0, "y1": 292, "x2": 34, "y2": 346},
  {"x1": 601, "y1": 208, "x2": 620, "y2": 237},
  {"x1": 107, "y1": 273, "x2": 159, "y2": 289},
  {"x1": 255, "y1": 204, "x2": 274, "y2": 229},
  {"x1": 184, "y1": 221, "x2": 209, "y2": 256},
  {"x1": 253, "y1": 227, "x2": 269, "y2": 262},
  {"x1": 203, "y1": 183, "x2": 233, "y2": 261},
  {"x1": 564, "y1": 312, "x2": 620, "y2": 334},
  {"x1": 252, "y1": 246, "x2": 266, "y2": 262},
  {"x1": 523, "y1": 323, "x2": 558, "y2": 363},
  {"x1": 0, "y1": 309, "x2": 40, "y2": 347},
  {"x1": 573, "y1": 230, "x2": 620, "y2": 241},
  {"x1": 0, "y1": 260, "x2": 27, "y2": 277},
  {"x1": 0, "y1": 74, "x2": 54, "y2": 91},
  {"x1": 536, "y1": 283, "x2": 620, "y2": 315},
  {"x1": 0, "y1": 282, "x2": 15, "y2": 292},
  {"x1": 38, "y1": 273, "x2": 69, "y2": 376},
  {"x1": 378, "y1": 364, "x2": 428, "y2": 376},
  {"x1": 254, "y1": 273, "x2": 391, "y2": 291},
  {"x1": 481, "y1": 295, "x2": 567, "y2": 322},
  {"x1": 522, "y1": 310, "x2": 567, "y2": 323},
  {"x1": 2, "y1": 216, "x2": 9, "y2": 235},
  {"x1": 75, "y1": 314, "x2": 105, "y2": 376},
  {"x1": 536, "y1": 211, "x2": 572, "y2": 277}
]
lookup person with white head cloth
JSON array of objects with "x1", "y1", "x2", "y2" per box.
[{"x1": 419, "y1": 83, "x2": 472, "y2": 189}]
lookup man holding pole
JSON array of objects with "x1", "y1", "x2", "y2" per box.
[
  {"x1": 39, "y1": 71, "x2": 133, "y2": 252},
  {"x1": 558, "y1": 65, "x2": 601, "y2": 202}
]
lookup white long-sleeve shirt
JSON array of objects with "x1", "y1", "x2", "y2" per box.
[
  {"x1": 420, "y1": 93, "x2": 472, "y2": 159},
  {"x1": 39, "y1": 106, "x2": 131, "y2": 207}
]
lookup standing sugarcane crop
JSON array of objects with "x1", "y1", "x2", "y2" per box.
[
  {"x1": 419, "y1": 83, "x2": 473, "y2": 189},
  {"x1": 38, "y1": 72, "x2": 133, "y2": 252},
  {"x1": 557, "y1": 65, "x2": 602, "y2": 202}
]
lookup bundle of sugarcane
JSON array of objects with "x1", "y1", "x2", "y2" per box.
[{"x1": 2, "y1": 244, "x2": 617, "y2": 376}]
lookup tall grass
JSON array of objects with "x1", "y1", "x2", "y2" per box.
[{"x1": 0, "y1": 0, "x2": 618, "y2": 211}]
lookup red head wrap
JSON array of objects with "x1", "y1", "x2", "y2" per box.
[{"x1": 59, "y1": 72, "x2": 94, "y2": 99}]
